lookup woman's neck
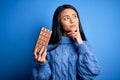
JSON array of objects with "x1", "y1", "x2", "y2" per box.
[{"x1": 63, "y1": 31, "x2": 68, "y2": 36}]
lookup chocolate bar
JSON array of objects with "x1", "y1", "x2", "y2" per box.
[{"x1": 35, "y1": 27, "x2": 52, "y2": 52}]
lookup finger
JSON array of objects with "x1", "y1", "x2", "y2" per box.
[
  {"x1": 40, "y1": 49, "x2": 47, "y2": 63},
  {"x1": 67, "y1": 31, "x2": 77, "y2": 34},
  {"x1": 34, "y1": 47, "x2": 38, "y2": 59},
  {"x1": 39, "y1": 46, "x2": 45, "y2": 56},
  {"x1": 40, "y1": 58, "x2": 46, "y2": 63},
  {"x1": 37, "y1": 55, "x2": 41, "y2": 62},
  {"x1": 41, "y1": 48, "x2": 47, "y2": 58},
  {"x1": 67, "y1": 32, "x2": 76, "y2": 37},
  {"x1": 69, "y1": 30, "x2": 80, "y2": 37},
  {"x1": 67, "y1": 32, "x2": 73, "y2": 36},
  {"x1": 41, "y1": 46, "x2": 46, "y2": 56},
  {"x1": 68, "y1": 32, "x2": 78, "y2": 40},
  {"x1": 37, "y1": 46, "x2": 45, "y2": 62}
]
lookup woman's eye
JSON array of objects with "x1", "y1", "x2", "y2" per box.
[
  {"x1": 63, "y1": 17, "x2": 69, "y2": 21},
  {"x1": 73, "y1": 15, "x2": 77, "y2": 18}
]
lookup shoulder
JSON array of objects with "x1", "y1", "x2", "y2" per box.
[{"x1": 47, "y1": 44, "x2": 58, "y2": 51}]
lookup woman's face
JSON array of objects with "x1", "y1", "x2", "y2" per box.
[{"x1": 60, "y1": 8, "x2": 79, "y2": 32}]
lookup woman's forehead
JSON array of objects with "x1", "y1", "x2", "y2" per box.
[{"x1": 61, "y1": 8, "x2": 77, "y2": 17}]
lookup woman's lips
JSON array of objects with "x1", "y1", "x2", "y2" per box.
[
  {"x1": 71, "y1": 24, "x2": 77, "y2": 27},
  {"x1": 65, "y1": 29, "x2": 77, "y2": 33}
]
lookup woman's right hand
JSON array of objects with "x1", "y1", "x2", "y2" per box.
[{"x1": 34, "y1": 47, "x2": 47, "y2": 63}]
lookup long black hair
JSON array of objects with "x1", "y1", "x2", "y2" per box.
[{"x1": 49, "y1": 4, "x2": 87, "y2": 48}]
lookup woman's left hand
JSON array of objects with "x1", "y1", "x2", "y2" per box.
[{"x1": 67, "y1": 28, "x2": 83, "y2": 44}]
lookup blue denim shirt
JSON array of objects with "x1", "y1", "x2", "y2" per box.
[{"x1": 33, "y1": 36, "x2": 101, "y2": 80}]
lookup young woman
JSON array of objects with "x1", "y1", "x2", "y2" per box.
[{"x1": 33, "y1": 4, "x2": 101, "y2": 80}]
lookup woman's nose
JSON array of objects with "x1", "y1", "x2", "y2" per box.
[{"x1": 70, "y1": 18, "x2": 74, "y2": 23}]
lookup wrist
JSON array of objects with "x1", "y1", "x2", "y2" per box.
[
  {"x1": 76, "y1": 37, "x2": 83, "y2": 44},
  {"x1": 77, "y1": 40, "x2": 83, "y2": 44}
]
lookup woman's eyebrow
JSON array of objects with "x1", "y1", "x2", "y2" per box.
[
  {"x1": 61, "y1": 13, "x2": 77, "y2": 18},
  {"x1": 61, "y1": 15, "x2": 69, "y2": 19},
  {"x1": 72, "y1": 13, "x2": 77, "y2": 16}
]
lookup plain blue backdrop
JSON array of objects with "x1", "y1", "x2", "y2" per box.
[{"x1": 0, "y1": 0, "x2": 120, "y2": 80}]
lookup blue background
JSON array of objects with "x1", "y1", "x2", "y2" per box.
[{"x1": 0, "y1": 0, "x2": 120, "y2": 80}]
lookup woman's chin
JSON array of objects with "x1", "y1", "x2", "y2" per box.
[
  {"x1": 70, "y1": 29, "x2": 77, "y2": 32},
  {"x1": 65, "y1": 28, "x2": 77, "y2": 32}
]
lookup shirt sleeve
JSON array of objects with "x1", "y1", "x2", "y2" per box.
[
  {"x1": 32, "y1": 51, "x2": 51, "y2": 80},
  {"x1": 74, "y1": 41, "x2": 101, "y2": 80}
]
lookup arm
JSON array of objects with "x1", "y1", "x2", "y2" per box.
[
  {"x1": 67, "y1": 26, "x2": 100, "y2": 79},
  {"x1": 74, "y1": 41, "x2": 101, "y2": 80},
  {"x1": 33, "y1": 51, "x2": 51, "y2": 80}
]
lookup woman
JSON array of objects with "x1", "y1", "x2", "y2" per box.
[{"x1": 33, "y1": 4, "x2": 101, "y2": 80}]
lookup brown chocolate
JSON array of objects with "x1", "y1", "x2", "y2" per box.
[{"x1": 35, "y1": 27, "x2": 52, "y2": 52}]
